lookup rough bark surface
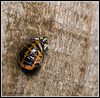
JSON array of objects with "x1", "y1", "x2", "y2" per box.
[{"x1": 1, "y1": 1, "x2": 98, "y2": 96}]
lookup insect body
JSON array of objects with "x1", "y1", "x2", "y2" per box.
[{"x1": 18, "y1": 36, "x2": 48, "y2": 71}]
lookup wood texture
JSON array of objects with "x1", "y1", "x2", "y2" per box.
[{"x1": 1, "y1": 1, "x2": 98, "y2": 96}]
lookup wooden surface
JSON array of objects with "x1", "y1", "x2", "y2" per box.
[{"x1": 1, "y1": 1, "x2": 98, "y2": 96}]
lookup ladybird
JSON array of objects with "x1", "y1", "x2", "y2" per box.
[{"x1": 17, "y1": 36, "x2": 48, "y2": 73}]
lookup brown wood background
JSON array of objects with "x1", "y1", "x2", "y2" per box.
[{"x1": 1, "y1": 1, "x2": 98, "y2": 96}]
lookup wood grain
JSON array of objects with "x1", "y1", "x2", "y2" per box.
[{"x1": 1, "y1": 1, "x2": 98, "y2": 96}]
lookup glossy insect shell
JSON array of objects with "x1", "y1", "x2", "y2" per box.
[{"x1": 18, "y1": 36, "x2": 48, "y2": 71}]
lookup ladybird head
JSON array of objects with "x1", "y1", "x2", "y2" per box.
[
  {"x1": 30, "y1": 36, "x2": 48, "y2": 56},
  {"x1": 39, "y1": 36, "x2": 48, "y2": 56}
]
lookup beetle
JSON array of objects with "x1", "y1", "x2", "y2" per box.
[{"x1": 17, "y1": 36, "x2": 48, "y2": 75}]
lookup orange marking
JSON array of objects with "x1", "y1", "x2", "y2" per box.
[
  {"x1": 21, "y1": 43, "x2": 35, "y2": 64},
  {"x1": 24, "y1": 64, "x2": 35, "y2": 70},
  {"x1": 18, "y1": 40, "x2": 44, "y2": 70},
  {"x1": 18, "y1": 57, "x2": 35, "y2": 70},
  {"x1": 34, "y1": 50, "x2": 43, "y2": 63},
  {"x1": 35, "y1": 40, "x2": 43, "y2": 53}
]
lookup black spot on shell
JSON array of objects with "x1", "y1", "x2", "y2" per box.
[
  {"x1": 26, "y1": 43, "x2": 32, "y2": 48},
  {"x1": 23, "y1": 47, "x2": 28, "y2": 52},
  {"x1": 23, "y1": 56, "x2": 34, "y2": 66},
  {"x1": 36, "y1": 43, "x2": 41, "y2": 52},
  {"x1": 19, "y1": 50, "x2": 25, "y2": 62}
]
